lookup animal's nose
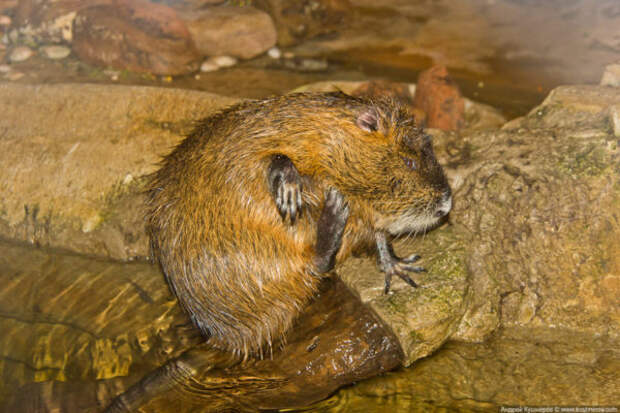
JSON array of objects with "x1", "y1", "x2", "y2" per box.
[{"x1": 434, "y1": 192, "x2": 452, "y2": 218}]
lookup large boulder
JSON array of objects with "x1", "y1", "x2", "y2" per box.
[
  {"x1": 451, "y1": 84, "x2": 620, "y2": 341},
  {"x1": 72, "y1": 0, "x2": 202, "y2": 75},
  {"x1": 0, "y1": 83, "x2": 238, "y2": 259},
  {"x1": 175, "y1": 5, "x2": 277, "y2": 60}
]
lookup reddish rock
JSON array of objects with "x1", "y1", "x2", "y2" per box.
[
  {"x1": 413, "y1": 65, "x2": 465, "y2": 131},
  {"x1": 352, "y1": 80, "x2": 426, "y2": 125},
  {"x1": 174, "y1": 5, "x2": 277, "y2": 60},
  {"x1": 73, "y1": 0, "x2": 201, "y2": 75}
]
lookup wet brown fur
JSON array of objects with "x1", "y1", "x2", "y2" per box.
[{"x1": 146, "y1": 92, "x2": 449, "y2": 359}]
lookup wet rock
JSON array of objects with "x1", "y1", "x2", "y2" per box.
[
  {"x1": 40, "y1": 44, "x2": 71, "y2": 59},
  {"x1": 175, "y1": 5, "x2": 276, "y2": 60},
  {"x1": 0, "y1": 83, "x2": 238, "y2": 259},
  {"x1": 316, "y1": 327, "x2": 620, "y2": 410},
  {"x1": 339, "y1": 227, "x2": 469, "y2": 366},
  {"x1": 8, "y1": 45, "x2": 34, "y2": 62},
  {"x1": 72, "y1": 0, "x2": 201, "y2": 75},
  {"x1": 413, "y1": 65, "x2": 465, "y2": 131},
  {"x1": 453, "y1": 85, "x2": 620, "y2": 341}
]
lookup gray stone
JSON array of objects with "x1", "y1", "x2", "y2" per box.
[
  {"x1": 40, "y1": 44, "x2": 71, "y2": 59},
  {"x1": 8, "y1": 45, "x2": 33, "y2": 62}
]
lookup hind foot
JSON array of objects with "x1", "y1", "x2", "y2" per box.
[{"x1": 314, "y1": 188, "x2": 349, "y2": 274}]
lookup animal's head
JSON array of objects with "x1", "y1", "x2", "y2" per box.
[{"x1": 324, "y1": 96, "x2": 452, "y2": 236}]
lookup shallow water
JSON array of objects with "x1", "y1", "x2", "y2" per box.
[
  {"x1": 1, "y1": 240, "x2": 617, "y2": 412},
  {"x1": 311, "y1": 328, "x2": 620, "y2": 412}
]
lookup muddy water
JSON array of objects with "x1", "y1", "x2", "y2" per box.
[{"x1": 1, "y1": 240, "x2": 617, "y2": 412}]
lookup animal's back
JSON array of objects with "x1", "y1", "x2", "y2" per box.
[{"x1": 147, "y1": 93, "x2": 361, "y2": 357}]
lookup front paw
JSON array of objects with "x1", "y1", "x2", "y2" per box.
[
  {"x1": 380, "y1": 253, "x2": 426, "y2": 294},
  {"x1": 268, "y1": 155, "x2": 303, "y2": 224},
  {"x1": 314, "y1": 188, "x2": 350, "y2": 274}
]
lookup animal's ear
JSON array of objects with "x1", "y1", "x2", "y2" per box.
[{"x1": 356, "y1": 107, "x2": 379, "y2": 133}]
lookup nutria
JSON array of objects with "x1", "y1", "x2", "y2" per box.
[{"x1": 146, "y1": 92, "x2": 452, "y2": 359}]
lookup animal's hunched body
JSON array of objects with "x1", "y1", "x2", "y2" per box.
[{"x1": 146, "y1": 92, "x2": 452, "y2": 358}]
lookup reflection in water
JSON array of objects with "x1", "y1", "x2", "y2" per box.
[
  {"x1": 1, "y1": 240, "x2": 617, "y2": 412},
  {"x1": 0, "y1": 239, "x2": 201, "y2": 412}
]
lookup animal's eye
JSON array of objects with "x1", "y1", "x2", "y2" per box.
[{"x1": 401, "y1": 156, "x2": 417, "y2": 170}]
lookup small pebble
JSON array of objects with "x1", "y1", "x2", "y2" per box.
[
  {"x1": 212, "y1": 55, "x2": 237, "y2": 68},
  {"x1": 267, "y1": 47, "x2": 281, "y2": 59},
  {"x1": 299, "y1": 58, "x2": 327, "y2": 71},
  {"x1": 9, "y1": 46, "x2": 34, "y2": 63},
  {"x1": 41, "y1": 45, "x2": 71, "y2": 60},
  {"x1": 283, "y1": 51, "x2": 295, "y2": 59},
  {"x1": 0, "y1": 64, "x2": 11, "y2": 73},
  {"x1": 200, "y1": 60, "x2": 219, "y2": 73},
  {"x1": 0, "y1": 15, "x2": 10, "y2": 26}
]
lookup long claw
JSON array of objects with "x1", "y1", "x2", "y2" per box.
[
  {"x1": 403, "y1": 254, "x2": 421, "y2": 263},
  {"x1": 396, "y1": 271, "x2": 419, "y2": 288},
  {"x1": 384, "y1": 273, "x2": 392, "y2": 295},
  {"x1": 401, "y1": 265, "x2": 426, "y2": 273}
]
